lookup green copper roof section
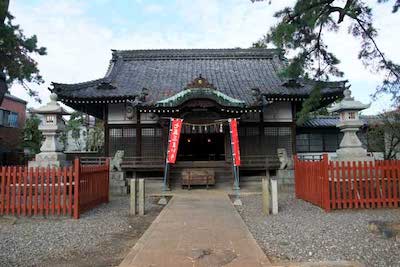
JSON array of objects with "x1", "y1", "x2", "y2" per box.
[{"x1": 156, "y1": 88, "x2": 246, "y2": 107}]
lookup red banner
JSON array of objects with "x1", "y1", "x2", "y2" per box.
[
  {"x1": 229, "y1": 118, "x2": 241, "y2": 166},
  {"x1": 167, "y1": 118, "x2": 183, "y2": 164}
]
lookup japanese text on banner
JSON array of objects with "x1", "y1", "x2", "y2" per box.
[
  {"x1": 167, "y1": 118, "x2": 183, "y2": 164},
  {"x1": 229, "y1": 118, "x2": 241, "y2": 166}
]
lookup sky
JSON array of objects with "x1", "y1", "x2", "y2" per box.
[{"x1": 8, "y1": 0, "x2": 400, "y2": 115}]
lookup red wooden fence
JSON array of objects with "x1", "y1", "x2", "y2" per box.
[
  {"x1": 294, "y1": 155, "x2": 400, "y2": 211},
  {"x1": 0, "y1": 158, "x2": 109, "y2": 219}
]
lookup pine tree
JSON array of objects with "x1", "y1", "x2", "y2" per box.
[
  {"x1": 0, "y1": 0, "x2": 46, "y2": 103},
  {"x1": 253, "y1": 0, "x2": 400, "y2": 121}
]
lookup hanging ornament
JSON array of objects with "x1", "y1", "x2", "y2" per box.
[
  {"x1": 205, "y1": 125, "x2": 208, "y2": 133},
  {"x1": 219, "y1": 123, "x2": 223, "y2": 133}
]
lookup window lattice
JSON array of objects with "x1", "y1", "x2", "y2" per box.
[{"x1": 109, "y1": 128, "x2": 136, "y2": 157}]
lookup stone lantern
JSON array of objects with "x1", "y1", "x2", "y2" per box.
[
  {"x1": 28, "y1": 93, "x2": 70, "y2": 168},
  {"x1": 327, "y1": 88, "x2": 371, "y2": 161}
]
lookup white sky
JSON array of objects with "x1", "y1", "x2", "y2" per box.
[{"x1": 8, "y1": 0, "x2": 400, "y2": 115}]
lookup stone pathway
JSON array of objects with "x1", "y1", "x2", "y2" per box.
[{"x1": 119, "y1": 191, "x2": 270, "y2": 267}]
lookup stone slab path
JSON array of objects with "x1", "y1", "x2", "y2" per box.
[{"x1": 119, "y1": 191, "x2": 271, "y2": 267}]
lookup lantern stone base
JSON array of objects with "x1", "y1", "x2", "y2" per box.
[
  {"x1": 28, "y1": 152, "x2": 70, "y2": 168},
  {"x1": 333, "y1": 147, "x2": 374, "y2": 162}
]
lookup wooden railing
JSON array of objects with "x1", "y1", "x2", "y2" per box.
[
  {"x1": 121, "y1": 157, "x2": 165, "y2": 169},
  {"x1": 294, "y1": 154, "x2": 400, "y2": 211},
  {"x1": 80, "y1": 157, "x2": 109, "y2": 166},
  {"x1": 0, "y1": 159, "x2": 109, "y2": 219},
  {"x1": 226, "y1": 155, "x2": 280, "y2": 169},
  {"x1": 80, "y1": 155, "x2": 281, "y2": 171}
]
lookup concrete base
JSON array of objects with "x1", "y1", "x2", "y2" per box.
[
  {"x1": 334, "y1": 146, "x2": 374, "y2": 162},
  {"x1": 276, "y1": 169, "x2": 295, "y2": 185},
  {"x1": 110, "y1": 171, "x2": 127, "y2": 196}
]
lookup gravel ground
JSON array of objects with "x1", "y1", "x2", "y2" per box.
[
  {"x1": 236, "y1": 194, "x2": 400, "y2": 267},
  {"x1": 0, "y1": 196, "x2": 164, "y2": 267}
]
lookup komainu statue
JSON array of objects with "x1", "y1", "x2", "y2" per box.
[
  {"x1": 110, "y1": 150, "x2": 124, "y2": 171},
  {"x1": 277, "y1": 148, "x2": 293, "y2": 170}
]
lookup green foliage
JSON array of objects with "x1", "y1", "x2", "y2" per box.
[
  {"x1": 0, "y1": 1, "x2": 46, "y2": 102},
  {"x1": 254, "y1": 0, "x2": 400, "y2": 119},
  {"x1": 22, "y1": 114, "x2": 42, "y2": 155},
  {"x1": 296, "y1": 83, "x2": 323, "y2": 125},
  {"x1": 87, "y1": 120, "x2": 104, "y2": 152},
  {"x1": 65, "y1": 112, "x2": 85, "y2": 149}
]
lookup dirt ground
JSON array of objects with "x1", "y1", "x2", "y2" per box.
[{"x1": 0, "y1": 196, "x2": 165, "y2": 267}]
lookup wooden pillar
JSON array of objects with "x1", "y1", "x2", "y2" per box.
[
  {"x1": 291, "y1": 102, "x2": 297, "y2": 154},
  {"x1": 136, "y1": 109, "x2": 142, "y2": 157},
  {"x1": 271, "y1": 177, "x2": 278, "y2": 215},
  {"x1": 104, "y1": 104, "x2": 109, "y2": 157},
  {"x1": 262, "y1": 172, "x2": 270, "y2": 215},
  {"x1": 138, "y1": 179, "x2": 145, "y2": 216},
  {"x1": 129, "y1": 179, "x2": 136, "y2": 215},
  {"x1": 259, "y1": 108, "x2": 264, "y2": 154}
]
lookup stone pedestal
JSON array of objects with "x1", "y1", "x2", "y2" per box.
[
  {"x1": 276, "y1": 169, "x2": 295, "y2": 185},
  {"x1": 110, "y1": 171, "x2": 127, "y2": 195},
  {"x1": 28, "y1": 152, "x2": 69, "y2": 168}
]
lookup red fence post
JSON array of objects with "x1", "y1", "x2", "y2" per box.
[
  {"x1": 294, "y1": 154, "x2": 299, "y2": 198},
  {"x1": 73, "y1": 158, "x2": 81, "y2": 219},
  {"x1": 321, "y1": 154, "x2": 331, "y2": 212},
  {"x1": 106, "y1": 158, "x2": 110, "y2": 203},
  {"x1": 0, "y1": 167, "x2": 5, "y2": 215}
]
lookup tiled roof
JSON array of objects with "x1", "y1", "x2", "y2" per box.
[
  {"x1": 4, "y1": 93, "x2": 27, "y2": 105},
  {"x1": 51, "y1": 48, "x2": 346, "y2": 106},
  {"x1": 300, "y1": 115, "x2": 377, "y2": 128}
]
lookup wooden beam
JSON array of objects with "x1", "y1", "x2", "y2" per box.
[
  {"x1": 104, "y1": 104, "x2": 109, "y2": 157},
  {"x1": 136, "y1": 108, "x2": 142, "y2": 157},
  {"x1": 291, "y1": 102, "x2": 297, "y2": 154}
]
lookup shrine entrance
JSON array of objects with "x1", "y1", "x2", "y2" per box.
[{"x1": 178, "y1": 133, "x2": 225, "y2": 161}]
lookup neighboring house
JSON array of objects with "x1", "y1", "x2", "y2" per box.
[
  {"x1": 296, "y1": 115, "x2": 384, "y2": 160},
  {"x1": 0, "y1": 93, "x2": 27, "y2": 165}
]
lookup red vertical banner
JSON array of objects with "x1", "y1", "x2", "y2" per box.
[
  {"x1": 229, "y1": 118, "x2": 241, "y2": 166},
  {"x1": 167, "y1": 118, "x2": 183, "y2": 164}
]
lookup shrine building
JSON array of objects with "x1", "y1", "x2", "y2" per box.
[{"x1": 52, "y1": 48, "x2": 346, "y2": 183}]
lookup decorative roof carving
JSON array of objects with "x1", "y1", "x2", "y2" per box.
[
  {"x1": 185, "y1": 75, "x2": 215, "y2": 89},
  {"x1": 97, "y1": 81, "x2": 116, "y2": 90},
  {"x1": 251, "y1": 88, "x2": 270, "y2": 106}
]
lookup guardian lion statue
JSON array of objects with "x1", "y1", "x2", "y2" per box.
[
  {"x1": 277, "y1": 148, "x2": 293, "y2": 170},
  {"x1": 110, "y1": 150, "x2": 124, "y2": 171}
]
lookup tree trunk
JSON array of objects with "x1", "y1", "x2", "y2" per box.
[{"x1": 0, "y1": 72, "x2": 7, "y2": 105}]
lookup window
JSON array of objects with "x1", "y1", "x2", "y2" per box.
[
  {"x1": 296, "y1": 132, "x2": 341, "y2": 153},
  {"x1": 141, "y1": 128, "x2": 163, "y2": 157},
  {"x1": 8, "y1": 112, "x2": 18, "y2": 127},
  {"x1": 324, "y1": 133, "x2": 340, "y2": 152},
  {"x1": 0, "y1": 109, "x2": 19, "y2": 128},
  {"x1": 296, "y1": 134, "x2": 309, "y2": 152},
  {"x1": 109, "y1": 127, "x2": 136, "y2": 157},
  {"x1": 309, "y1": 134, "x2": 323, "y2": 152}
]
